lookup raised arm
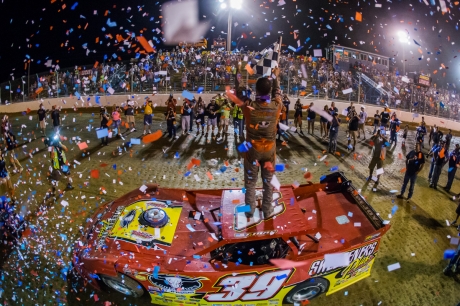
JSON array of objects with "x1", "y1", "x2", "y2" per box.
[{"x1": 271, "y1": 67, "x2": 281, "y2": 99}]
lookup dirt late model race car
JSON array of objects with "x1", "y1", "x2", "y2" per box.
[{"x1": 73, "y1": 172, "x2": 390, "y2": 305}]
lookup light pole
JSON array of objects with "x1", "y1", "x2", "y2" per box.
[
  {"x1": 219, "y1": 0, "x2": 242, "y2": 52},
  {"x1": 398, "y1": 31, "x2": 410, "y2": 75}
]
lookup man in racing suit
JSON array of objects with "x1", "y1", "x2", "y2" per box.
[{"x1": 227, "y1": 67, "x2": 282, "y2": 220}]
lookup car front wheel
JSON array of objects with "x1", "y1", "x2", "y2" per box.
[
  {"x1": 283, "y1": 278, "x2": 329, "y2": 304},
  {"x1": 99, "y1": 273, "x2": 144, "y2": 298}
]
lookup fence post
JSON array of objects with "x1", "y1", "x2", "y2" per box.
[
  {"x1": 22, "y1": 77, "x2": 25, "y2": 102},
  {"x1": 130, "y1": 71, "x2": 133, "y2": 94},
  {"x1": 56, "y1": 72, "x2": 59, "y2": 99},
  {"x1": 358, "y1": 72, "x2": 361, "y2": 104}
]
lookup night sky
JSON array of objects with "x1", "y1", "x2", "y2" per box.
[{"x1": 0, "y1": 0, "x2": 459, "y2": 88}]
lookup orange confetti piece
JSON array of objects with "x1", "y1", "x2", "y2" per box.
[
  {"x1": 137, "y1": 36, "x2": 155, "y2": 53},
  {"x1": 142, "y1": 130, "x2": 163, "y2": 143},
  {"x1": 206, "y1": 172, "x2": 213, "y2": 180}
]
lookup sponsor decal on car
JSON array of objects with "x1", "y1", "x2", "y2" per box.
[
  {"x1": 234, "y1": 230, "x2": 278, "y2": 238},
  {"x1": 121, "y1": 209, "x2": 137, "y2": 228},
  {"x1": 131, "y1": 230, "x2": 155, "y2": 241},
  {"x1": 148, "y1": 274, "x2": 208, "y2": 294},
  {"x1": 308, "y1": 241, "x2": 378, "y2": 277}
]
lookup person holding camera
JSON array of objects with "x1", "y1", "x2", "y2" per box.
[
  {"x1": 194, "y1": 97, "x2": 206, "y2": 136},
  {"x1": 367, "y1": 129, "x2": 388, "y2": 187},
  {"x1": 165, "y1": 107, "x2": 178, "y2": 139},
  {"x1": 2, "y1": 129, "x2": 22, "y2": 174},
  {"x1": 48, "y1": 134, "x2": 73, "y2": 190},
  {"x1": 397, "y1": 142, "x2": 425, "y2": 201}
]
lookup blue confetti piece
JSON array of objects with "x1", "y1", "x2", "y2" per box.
[
  {"x1": 70, "y1": 2, "x2": 78, "y2": 10},
  {"x1": 182, "y1": 90, "x2": 194, "y2": 100},
  {"x1": 184, "y1": 171, "x2": 191, "y2": 177},
  {"x1": 107, "y1": 18, "x2": 117, "y2": 27},
  {"x1": 236, "y1": 205, "x2": 251, "y2": 213},
  {"x1": 220, "y1": 166, "x2": 227, "y2": 173},
  {"x1": 330, "y1": 166, "x2": 339, "y2": 171},
  {"x1": 290, "y1": 198, "x2": 294, "y2": 205},
  {"x1": 193, "y1": 255, "x2": 201, "y2": 259},
  {"x1": 275, "y1": 164, "x2": 285, "y2": 172},
  {"x1": 444, "y1": 249, "x2": 456, "y2": 259},
  {"x1": 391, "y1": 205, "x2": 398, "y2": 215},
  {"x1": 320, "y1": 175, "x2": 326, "y2": 181},
  {"x1": 153, "y1": 266, "x2": 160, "y2": 279},
  {"x1": 276, "y1": 274, "x2": 287, "y2": 280}
]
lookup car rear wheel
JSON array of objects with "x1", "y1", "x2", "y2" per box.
[
  {"x1": 99, "y1": 273, "x2": 144, "y2": 298},
  {"x1": 283, "y1": 278, "x2": 329, "y2": 303}
]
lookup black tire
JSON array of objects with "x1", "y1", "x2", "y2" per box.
[
  {"x1": 99, "y1": 273, "x2": 145, "y2": 298},
  {"x1": 283, "y1": 278, "x2": 329, "y2": 304}
]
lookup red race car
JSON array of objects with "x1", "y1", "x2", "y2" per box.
[{"x1": 73, "y1": 172, "x2": 390, "y2": 305}]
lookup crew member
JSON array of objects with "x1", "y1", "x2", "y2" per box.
[
  {"x1": 37, "y1": 103, "x2": 48, "y2": 134},
  {"x1": 397, "y1": 142, "x2": 425, "y2": 201},
  {"x1": 124, "y1": 101, "x2": 136, "y2": 132}
]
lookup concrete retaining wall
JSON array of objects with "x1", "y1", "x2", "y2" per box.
[{"x1": 0, "y1": 94, "x2": 457, "y2": 131}]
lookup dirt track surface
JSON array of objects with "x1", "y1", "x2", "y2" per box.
[{"x1": 1, "y1": 109, "x2": 459, "y2": 306}]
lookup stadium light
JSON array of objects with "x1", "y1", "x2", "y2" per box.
[
  {"x1": 230, "y1": 0, "x2": 242, "y2": 9},
  {"x1": 398, "y1": 31, "x2": 409, "y2": 43},
  {"x1": 398, "y1": 31, "x2": 410, "y2": 75},
  {"x1": 220, "y1": 0, "x2": 242, "y2": 51}
]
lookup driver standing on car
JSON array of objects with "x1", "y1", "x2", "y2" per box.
[{"x1": 226, "y1": 67, "x2": 282, "y2": 220}]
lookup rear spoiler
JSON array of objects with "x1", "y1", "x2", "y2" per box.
[{"x1": 320, "y1": 172, "x2": 385, "y2": 230}]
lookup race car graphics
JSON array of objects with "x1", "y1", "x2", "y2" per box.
[
  {"x1": 308, "y1": 241, "x2": 379, "y2": 295},
  {"x1": 308, "y1": 241, "x2": 378, "y2": 277},
  {"x1": 147, "y1": 273, "x2": 208, "y2": 294},
  {"x1": 104, "y1": 200, "x2": 182, "y2": 247},
  {"x1": 121, "y1": 209, "x2": 136, "y2": 228},
  {"x1": 206, "y1": 269, "x2": 294, "y2": 302},
  {"x1": 96, "y1": 206, "x2": 124, "y2": 249}
]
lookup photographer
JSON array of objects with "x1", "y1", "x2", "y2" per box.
[
  {"x1": 165, "y1": 107, "x2": 178, "y2": 139},
  {"x1": 194, "y1": 97, "x2": 206, "y2": 136},
  {"x1": 48, "y1": 134, "x2": 73, "y2": 190},
  {"x1": 2, "y1": 130, "x2": 22, "y2": 174}
]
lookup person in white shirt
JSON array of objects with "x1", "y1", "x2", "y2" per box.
[{"x1": 357, "y1": 106, "x2": 368, "y2": 139}]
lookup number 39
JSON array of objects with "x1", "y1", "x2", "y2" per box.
[{"x1": 206, "y1": 269, "x2": 293, "y2": 302}]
